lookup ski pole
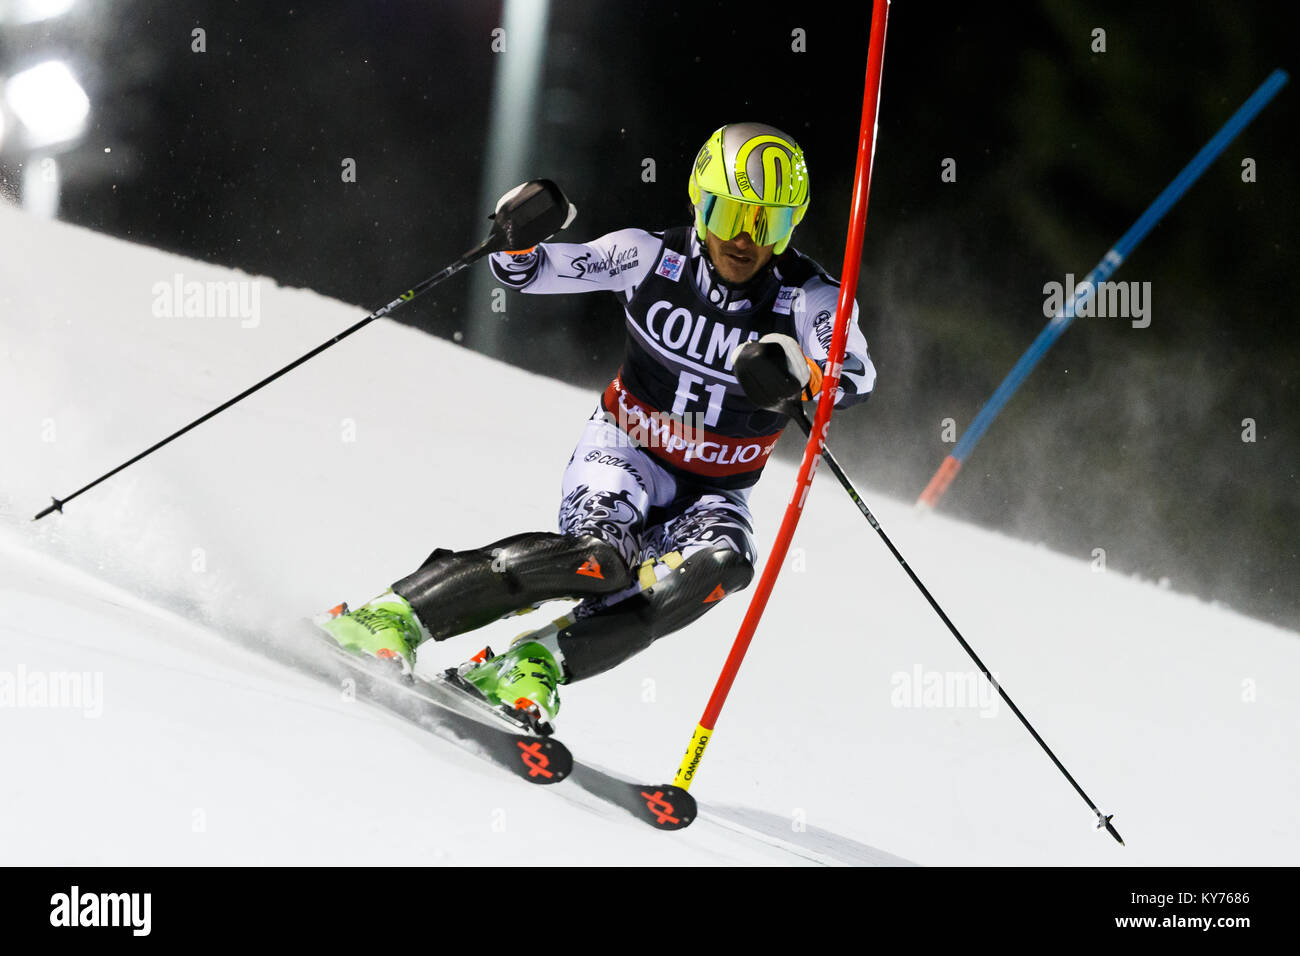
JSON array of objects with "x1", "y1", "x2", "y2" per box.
[
  {"x1": 790, "y1": 403, "x2": 1124, "y2": 845},
  {"x1": 917, "y1": 67, "x2": 1289, "y2": 509},
  {"x1": 673, "y1": 0, "x2": 891, "y2": 793},
  {"x1": 33, "y1": 180, "x2": 574, "y2": 520}
]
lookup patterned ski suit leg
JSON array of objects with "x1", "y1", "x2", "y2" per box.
[
  {"x1": 643, "y1": 490, "x2": 757, "y2": 568},
  {"x1": 557, "y1": 414, "x2": 659, "y2": 578},
  {"x1": 545, "y1": 416, "x2": 758, "y2": 681},
  {"x1": 557, "y1": 413, "x2": 758, "y2": 614}
]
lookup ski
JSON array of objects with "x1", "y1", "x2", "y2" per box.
[
  {"x1": 434, "y1": 662, "x2": 697, "y2": 831},
  {"x1": 312, "y1": 629, "x2": 572, "y2": 785},
  {"x1": 566, "y1": 765, "x2": 696, "y2": 832},
  {"x1": 308, "y1": 618, "x2": 696, "y2": 829}
]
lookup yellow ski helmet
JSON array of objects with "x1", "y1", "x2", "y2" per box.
[{"x1": 688, "y1": 122, "x2": 809, "y2": 255}]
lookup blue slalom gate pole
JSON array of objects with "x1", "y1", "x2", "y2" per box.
[{"x1": 918, "y1": 68, "x2": 1289, "y2": 508}]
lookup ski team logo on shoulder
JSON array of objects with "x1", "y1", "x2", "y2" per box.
[{"x1": 656, "y1": 251, "x2": 685, "y2": 282}]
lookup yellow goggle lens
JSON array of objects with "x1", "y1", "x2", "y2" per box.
[{"x1": 696, "y1": 194, "x2": 798, "y2": 248}]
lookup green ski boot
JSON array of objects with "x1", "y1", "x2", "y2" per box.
[
  {"x1": 457, "y1": 640, "x2": 564, "y2": 733},
  {"x1": 320, "y1": 591, "x2": 426, "y2": 677}
]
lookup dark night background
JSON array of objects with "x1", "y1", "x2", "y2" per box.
[{"x1": 2, "y1": 1, "x2": 1295, "y2": 630}]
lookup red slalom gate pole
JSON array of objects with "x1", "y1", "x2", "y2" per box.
[{"x1": 673, "y1": 0, "x2": 891, "y2": 789}]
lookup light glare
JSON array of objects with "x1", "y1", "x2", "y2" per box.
[
  {"x1": 5, "y1": 59, "x2": 90, "y2": 148},
  {"x1": 4, "y1": 0, "x2": 78, "y2": 25}
]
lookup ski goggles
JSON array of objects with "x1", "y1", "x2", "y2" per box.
[{"x1": 695, "y1": 193, "x2": 799, "y2": 247}]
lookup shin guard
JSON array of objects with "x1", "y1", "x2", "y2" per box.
[
  {"x1": 392, "y1": 532, "x2": 632, "y2": 642},
  {"x1": 555, "y1": 545, "x2": 754, "y2": 681}
]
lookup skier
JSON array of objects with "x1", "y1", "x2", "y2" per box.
[{"x1": 321, "y1": 122, "x2": 876, "y2": 729}]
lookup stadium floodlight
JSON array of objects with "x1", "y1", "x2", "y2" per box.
[{"x1": 5, "y1": 59, "x2": 90, "y2": 149}]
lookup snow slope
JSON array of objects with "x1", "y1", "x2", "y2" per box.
[{"x1": 1, "y1": 203, "x2": 1296, "y2": 865}]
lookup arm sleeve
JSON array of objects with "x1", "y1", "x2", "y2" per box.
[
  {"x1": 488, "y1": 227, "x2": 661, "y2": 302},
  {"x1": 793, "y1": 276, "x2": 876, "y2": 408}
]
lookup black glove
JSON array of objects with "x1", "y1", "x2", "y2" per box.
[
  {"x1": 730, "y1": 333, "x2": 823, "y2": 410},
  {"x1": 488, "y1": 180, "x2": 578, "y2": 253}
]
